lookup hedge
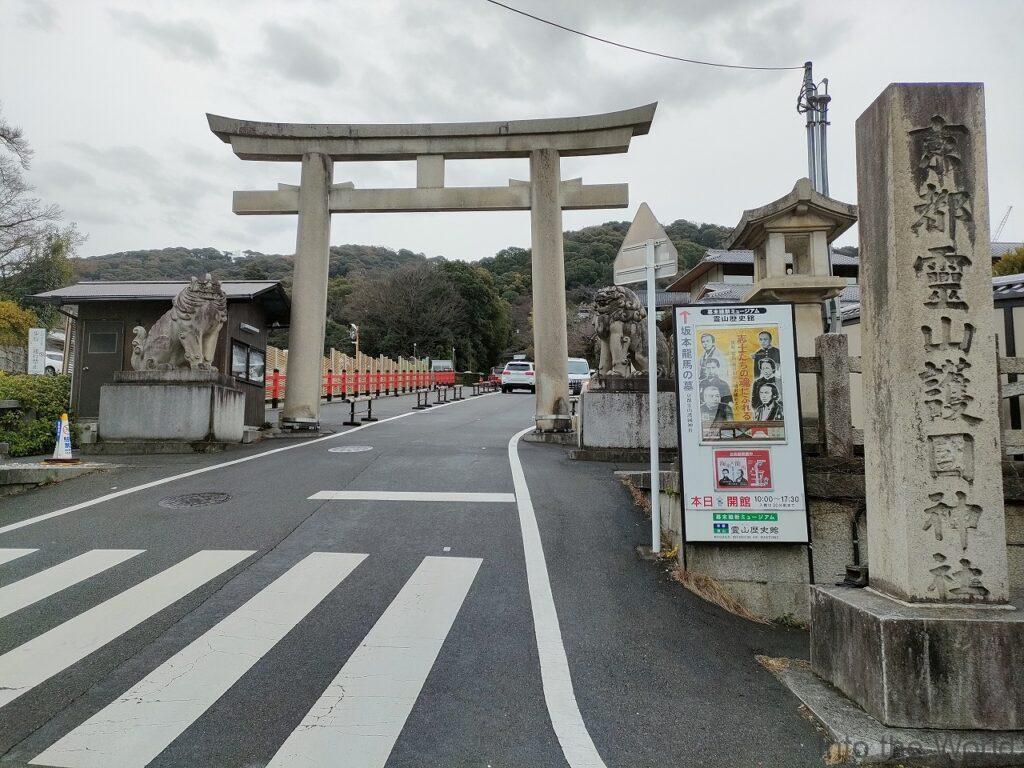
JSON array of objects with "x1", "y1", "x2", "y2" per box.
[{"x1": 0, "y1": 373, "x2": 75, "y2": 457}]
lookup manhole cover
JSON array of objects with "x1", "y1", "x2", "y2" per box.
[
  {"x1": 159, "y1": 492, "x2": 231, "y2": 509},
  {"x1": 328, "y1": 446, "x2": 374, "y2": 453}
]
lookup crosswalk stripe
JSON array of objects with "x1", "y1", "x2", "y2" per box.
[
  {"x1": 0, "y1": 548, "x2": 37, "y2": 567},
  {"x1": 0, "y1": 549, "x2": 253, "y2": 710},
  {"x1": 0, "y1": 550, "x2": 144, "y2": 620},
  {"x1": 268, "y1": 555, "x2": 481, "y2": 768},
  {"x1": 32, "y1": 552, "x2": 367, "y2": 768},
  {"x1": 309, "y1": 490, "x2": 516, "y2": 503}
]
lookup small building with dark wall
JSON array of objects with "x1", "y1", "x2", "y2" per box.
[{"x1": 32, "y1": 280, "x2": 289, "y2": 427}]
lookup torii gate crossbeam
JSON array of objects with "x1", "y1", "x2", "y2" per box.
[{"x1": 208, "y1": 103, "x2": 657, "y2": 433}]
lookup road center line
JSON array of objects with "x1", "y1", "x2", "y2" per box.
[
  {"x1": 0, "y1": 393, "x2": 498, "y2": 537},
  {"x1": 309, "y1": 491, "x2": 515, "y2": 503},
  {"x1": 508, "y1": 426, "x2": 608, "y2": 768}
]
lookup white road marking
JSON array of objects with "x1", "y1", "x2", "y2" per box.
[
  {"x1": 0, "y1": 549, "x2": 143, "y2": 620},
  {"x1": 0, "y1": 393, "x2": 497, "y2": 537},
  {"x1": 0, "y1": 549, "x2": 37, "y2": 567},
  {"x1": 268, "y1": 555, "x2": 481, "y2": 768},
  {"x1": 0, "y1": 549, "x2": 253, "y2": 709},
  {"x1": 33, "y1": 552, "x2": 366, "y2": 768},
  {"x1": 508, "y1": 426, "x2": 607, "y2": 768},
  {"x1": 309, "y1": 490, "x2": 515, "y2": 503}
]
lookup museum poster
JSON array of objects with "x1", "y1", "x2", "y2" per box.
[{"x1": 674, "y1": 304, "x2": 809, "y2": 543}]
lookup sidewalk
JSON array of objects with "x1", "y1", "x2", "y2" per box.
[{"x1": 519, "y1": 439, "x2": 826, "y2": 767}]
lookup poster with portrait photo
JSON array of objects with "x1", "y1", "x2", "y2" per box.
[
  {"x1": 713, "y1": 449, "x2": 773, "y2": 491},
  {"x1": 674, "y1": 303, "x2": 808, "y2": 543},
  {"x1": 696, "y1": 323, "x2": 786, "y2": 443}
]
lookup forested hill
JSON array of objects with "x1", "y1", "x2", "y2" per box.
[
  {"x1": 72, "y1": 244, "x2": 427, "y2": 284},
  {"x1": 74, "y1": 217, "x2": 733, "y2": 300},
  {"x1": 68, "y1": 217, "x2": 735, "y2": 369},
  {"x1": 479, "y1": 218, "x2": 732, "y2": 303}
]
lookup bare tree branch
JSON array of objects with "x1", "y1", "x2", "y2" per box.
[{"x1": 0, "y1": 104, "x2": 32, "y2": 169}]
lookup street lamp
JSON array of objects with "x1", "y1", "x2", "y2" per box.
[{"x1": 413, "y1": 341, "x2": 417, "y2": 360}]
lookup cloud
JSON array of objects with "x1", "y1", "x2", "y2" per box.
[
  {"x1": 349, "y1": 0, "x2": 829, "y2": 124},
  {"x1": 110, "y1": 9, "x2": 220, "y2": 63},
  {"x1": 20, "y1": 0, "x2": 58, "y2": 31},
  {"x1": 261, "y1": 22, "x2": 340, "y2": 86},
  {"x1": 35, "y1": 159, "x2": 97, "y2": 189},
  {"x1": 68, "y1": 143, "x2": 217, "y2": 212}
]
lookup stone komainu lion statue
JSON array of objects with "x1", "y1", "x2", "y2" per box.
[
  {"x1": 131, "y1": 274, "x2": 228, "y2": 372},
  {"x1": 593, "y1": 284, "x2": 671, "y2": 378}
]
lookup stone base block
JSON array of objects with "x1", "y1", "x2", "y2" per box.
[
  {"x1": 99, "y1": 376, "x2": 244, "y2": 444},
  {"x1": 578, "y1": 389, "x2": 677, "y2": 449},
  {"x1": 771, "y1": 657, "x2": 1024, "y2": 766},
  {"x1": 0, "y1": 462, "x2": 108, "y2": 496},
  {"x1": 522, "y1": 429, "x2": 576, "y2": 445},
  {"x1": 811, "y1": 585, "x2": 1024, "y2": 730}
]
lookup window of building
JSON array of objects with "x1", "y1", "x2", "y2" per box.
[
  {"x1": 232, "y1": 341, "x2": 266, "y2": 384},
  {"x1": 248, "y1": 349, "x2": 265, "y2": 383},
  {"x1": 231, "y1": 342, "x2": 248, "y2": 378},
  {"x1": 88, "y1": 331, "x2": 118, "y2": 354}
]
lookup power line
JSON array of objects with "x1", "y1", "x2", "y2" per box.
[{"x1": 483, "y1": 0, "x2": 805, "y2": 72}]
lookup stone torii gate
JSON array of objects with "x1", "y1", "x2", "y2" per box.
[{"x1": 207, "y1": 104, "x2": 656, "y2": 432}]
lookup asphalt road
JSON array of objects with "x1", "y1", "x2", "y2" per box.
[{"x1": 0, "y1": 391, "x2": 824, "y2": 767}]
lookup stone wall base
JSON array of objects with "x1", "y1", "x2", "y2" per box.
[
  {"x1": 98, "y1": 377, "x2": 244, "y2": 444},
  {"x1": 579, "y1": 389, "x2": 677, "y2": 449},
  {"x1": 811, "y1": 585, "x2": 1024, "y2": 730}
]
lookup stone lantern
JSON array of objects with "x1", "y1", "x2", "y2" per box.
[{"x1": 724, "y1": 178, "x2": 857, "y2": 415}]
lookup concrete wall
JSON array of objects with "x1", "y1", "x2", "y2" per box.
[
  {"x1": 629, "y1": 463, "x2": 1024, "y2": 623},
  {"x1": 99, "y1": 379, "x2": 244, "y2": 443}
]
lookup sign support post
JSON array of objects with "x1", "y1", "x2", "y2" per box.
[
  {"x1": 613, "y1": 203, "x2": 678, "y2": 555},
  {"x1": 644, "y1": 239, "x2": 661, "y2": 553}
]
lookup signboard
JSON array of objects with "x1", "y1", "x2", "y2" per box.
[
  {"x1": 613, "y1": 202, "x2": 678, "y2": 285},
  {"x1": 27, "y1": 327, "x2": 46, "y2": 375},
  {"x1": 674, "y1": 303, "x2": 809, "y2": 543}
]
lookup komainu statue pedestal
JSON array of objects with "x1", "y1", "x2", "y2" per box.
[
  {"x1": 575, "y1": 375, "x2": 677, "y2": 460},
  {"x1": 93, "y1": 370, "x2": 244, "y2": 453}
]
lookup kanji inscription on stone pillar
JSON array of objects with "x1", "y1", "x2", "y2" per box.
[{"x1": 857, "y1": 83, "x2": 1008, "y2": 603}]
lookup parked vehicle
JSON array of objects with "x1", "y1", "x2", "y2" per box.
[
  {"x1": 488, "y1": 366, "x2": 502, "y2": 385},
  {"x1": 568, "y1": 357, "x2": 592, "y2": 395},
  {"x1": 501, "y1": 360, "x2": 535, "y2": 393}
]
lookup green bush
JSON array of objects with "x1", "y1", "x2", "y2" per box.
[{"x1": 0, "y1": 373, "x2": 74, "y2": 457}]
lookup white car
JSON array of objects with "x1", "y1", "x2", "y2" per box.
[
  {"x1": 501, "y1": 361, "x2": 535, "y2": 393},
  {"x1": 567, "y1": 357, "x2": 592, "y2": 396}
]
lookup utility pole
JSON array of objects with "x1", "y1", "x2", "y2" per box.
[
  {"x1": 797, "y1": 61, "x2": 830, "y2": 195},
  {"x1": 350, "y1": 323, "x2": 359, "y2": 360},
  {"x1": 798, "y1": 61, "x2": 841, "y2": 331}
]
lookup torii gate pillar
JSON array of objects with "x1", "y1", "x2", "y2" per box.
[
  {"x1": 530, "y1": 148, "x2": 571, "y2": 431},
  {"x1": 208, "y1": 104, "x2": 657, "y2": 432},
  {"x1": 285, "y1": 153, "x2": 334, "y2": 424}
]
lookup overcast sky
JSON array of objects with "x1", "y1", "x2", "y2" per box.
[{"x1": 1, "y1": 0, "x2": 1022, "y2": 262}]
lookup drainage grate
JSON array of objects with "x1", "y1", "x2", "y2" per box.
[
  {"x1": 159, "y1": 492, "x2": 232, "y2": 509},
  {"x1": 328, "y1": 445, "x2": 374, "y2": 453}
]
